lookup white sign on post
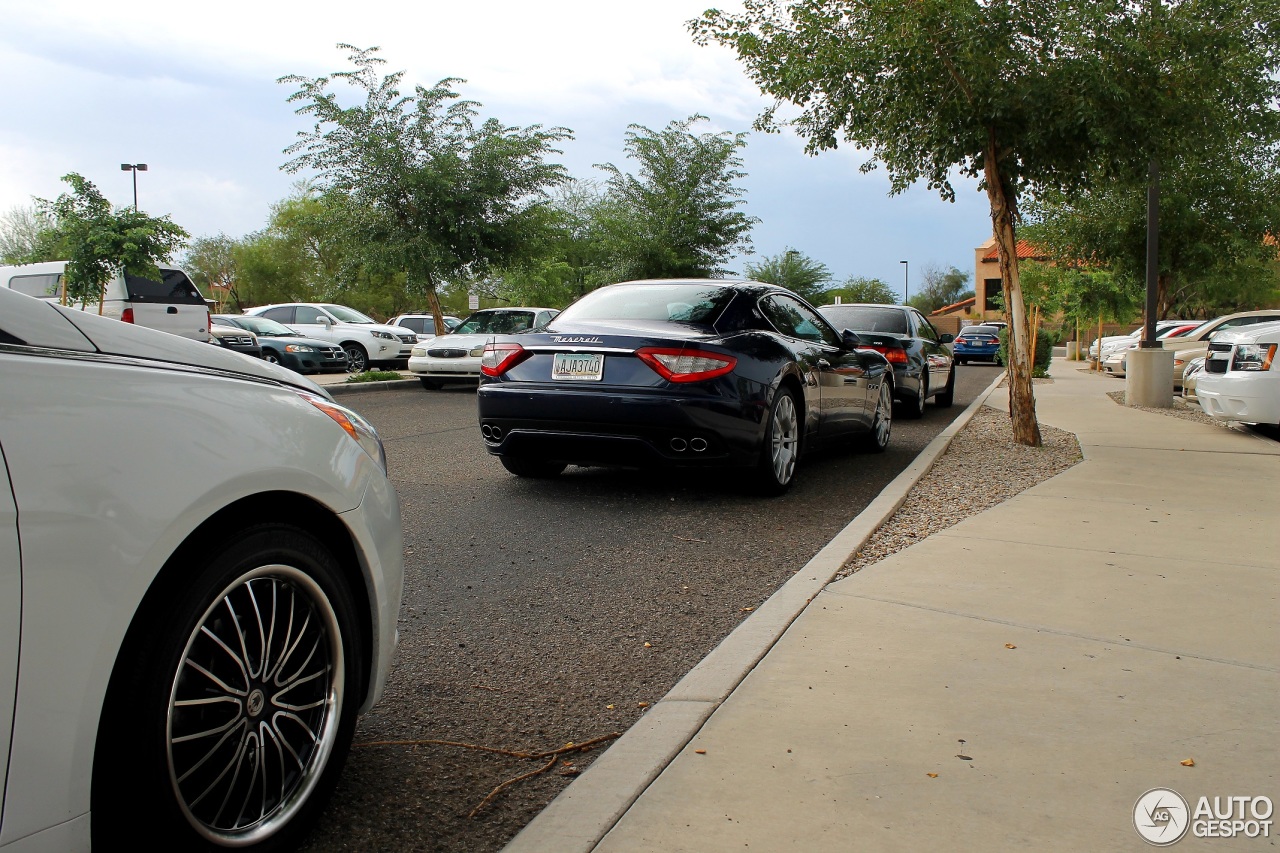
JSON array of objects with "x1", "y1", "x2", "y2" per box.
[{"x1": 468, "y1": 292, "x2": 480, "y2": 310}]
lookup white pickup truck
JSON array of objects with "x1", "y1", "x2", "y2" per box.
[{"x1": 1161, "y1": 309, "x2": 1280, "y2": 390}]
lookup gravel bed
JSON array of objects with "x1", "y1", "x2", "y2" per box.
[
  {"x1": 1104, "y1": 389, "x2": 1227, "y2": 427},
  {"x1": 838, "y1": 403, "x2": 1082, "y2": 578}
]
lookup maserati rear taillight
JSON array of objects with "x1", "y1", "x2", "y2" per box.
[
  {"x1": 636, "y1": 347, "x2": 737, "y2": 383},
  {"x1": 480, "y1": 342, "x2": 530, "y2": 377},
  {"x1": 863, "y1": 345, "x2": 908, "y2": 364}
]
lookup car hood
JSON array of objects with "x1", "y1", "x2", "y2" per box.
[
  {"x1": 257, "y1": 333, "x2": 342, "y2": 349},
  {"x1": 43, "y1": 299, "x2": 326, "y2": 395},
  {"x1": 420, "y1": 333, "x2": 491, "y2": 350},
  {"x1": 1208, "y1": 320, "x2": 1280, "y2": 346}
]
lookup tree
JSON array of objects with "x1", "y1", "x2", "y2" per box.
[
  {"x1": 694, "y1": 0, "x2": 1280, "y2": 445},
  {"x1": 594, "y1": 115, "x2": 756, "y2": 280},
  {"x1": 908, "y1": 264, "x2": 973, "y2": 315},
  {"x1": 0, "y1": 205, "x2": 64, "y2": 264},
  {"x1": 1022, "y1": 133, "x2": 1280, "y2": 319},
  {"x1": 824, "y1": 276, "x2": 898, "y2": 305},
  {"x1": 281, "y1": 45, "x2": 573, "y2": 334},
  {"x1": 37, "y1": 173, "x2": 187, "y2": 309},
  {"x1": 183, "y1": 234, "x2": 239, "y2": 311},
  {"x1": 743, "y1": 249, "x2": 831, "y2": 302}
]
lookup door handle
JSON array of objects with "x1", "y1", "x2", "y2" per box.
[
  {"x1": 817, "y1": 358, "x2": 831, "y2": 369},
  {"x1": 167, "y1": 306, "x2": 178, "y2": 314}
]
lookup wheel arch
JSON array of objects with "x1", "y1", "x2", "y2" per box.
[{"x1": 92, "y1": 491, "x2": 375, "y2": 777}]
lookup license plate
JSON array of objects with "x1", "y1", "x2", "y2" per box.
[{"x1": 552, "y1": 352, "x2": 604, "y2": 381}]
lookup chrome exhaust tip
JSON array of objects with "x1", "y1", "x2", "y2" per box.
[
  {"x1": 670, "y1": 437, "x2": 688, "y2": 452},
  {"x1": 690, "y1": 437, "x2": 708, "y2": 452}
]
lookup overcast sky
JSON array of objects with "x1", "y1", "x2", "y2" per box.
[{"x1": 0, "y1": 0, "x2": 991, "y2": 295}]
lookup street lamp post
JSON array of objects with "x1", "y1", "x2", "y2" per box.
[
  {"x1": 120, "y1": 163, "x2": 148, "y2": 209},
  {"x1": 899, "y1": 260, "x2": 909, "y2": 304}
]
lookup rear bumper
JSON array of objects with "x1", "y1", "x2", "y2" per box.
[{"x1": 476, "y1": 383, "x2": 763, "y2": 468}]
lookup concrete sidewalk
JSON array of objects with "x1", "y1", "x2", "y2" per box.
[{"x1": 507, "y1": 358, "x2": 1280, "y2": 852}]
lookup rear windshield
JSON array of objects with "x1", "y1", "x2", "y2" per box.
[
  {"x1": 960, "y1": 326, "x2": 1000, "y2": 337},
  {"x1": 820, "y1": 306, "x2": 909, "y2": 334},
  {"x1": 455, "y1": 310, "x2": 537, "y2": 335},
  {"x1": 556, "y1": 283, "x2": 736, "y2": 325},
  {"x1": 124, "y1": 269, "x2": 205, "y2": 305}
]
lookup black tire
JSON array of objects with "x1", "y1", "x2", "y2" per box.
[
  {"x1": 262, "y1": 349, "x2": 281, "y2": 366},
  {"x1": 343, "y1": 344, "x2": 369, "y2": 373},
  {"x1": 860, "y1": 378, "x2": 893, "y2": 453},
  {"x1": 934, "y1": 362, "x2": 956, "y2": 408},
  {"x1": 500, "y1": 456, "x2": 567, "y2": 478},
  {"x1": 753, "y1": 386, "x2": 801, "y2": 495},
  {"x1": 92, "y1": 525, "x2": 362, "y2": 852},
  {"x1": 900, "y1": 370, "x2": 928, "y2": 419},
  {"x1": 419, "y1": 377, "x2": 442, "y2": 390}
]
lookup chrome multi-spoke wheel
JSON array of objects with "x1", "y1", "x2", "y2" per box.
[
  {"x1": 755, "y1": 388, "x2": 800, "y2": 495},
  {"x1": 863, "y1": 380, "x2": 893, "y2": 453},
  {"x1": 92, "y1": 526, "x2": 361, "y2": 851},
  {"x1": 168, "y1": 565, "x2": 344, "y2": 845},
  {"x1": 770, "y1": 393, "x2": 799, "y2": 484}
]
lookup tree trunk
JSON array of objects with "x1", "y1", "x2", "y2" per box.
[
  {"x1": 422, "y1": 270, "x2": 447, "y2": 336},
  {"x1": 983, "y1": 136, "x2": 1042, "y2": 447}
]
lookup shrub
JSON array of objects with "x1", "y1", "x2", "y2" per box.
[{"x1": 997, "y1": 327, "x2": 1060, "y2": 378}]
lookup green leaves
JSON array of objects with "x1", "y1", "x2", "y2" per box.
[
  {"x1": 279, "y1": 45, "x2": 573, "y2": 317},
  {"x1": 37, "y1": 173, "x2": 187, "y2": 307},
  {"x1": 594, "y1": 115, "x2": 756, "y2": 280}
]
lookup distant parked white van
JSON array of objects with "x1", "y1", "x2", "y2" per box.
[{"x1": 0, "y1": 260, "x2": 210, "y2": 342}]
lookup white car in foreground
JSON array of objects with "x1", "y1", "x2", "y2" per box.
[
  {"x1": 1195, "y1": 320, "x2": 1280, "y2": 427},
  {"x1": 409, "y1": 307, "x2": 558, "y2": 389},
  {"x1": 0, "y1": 287, "x2": 404, "y2": 850}
]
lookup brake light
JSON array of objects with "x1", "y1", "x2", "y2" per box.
[
  {"x1": 863, "y1": 345, "x2": 908, "y2": 364},
  {"x1": 480, "y1": 342, "x2": 530, "y2": 377},
  {"x1": 636, "y1": 347, "x2": 737, "y2": 383},
  {"x1": 120, "y1": 308, "x2": 135, "y2": 324}
]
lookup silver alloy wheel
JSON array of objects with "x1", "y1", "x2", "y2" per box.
[
  {"x1": 770, "y1": 392, "x2": 799, "y2": 485},
  {"x1": 263, "y1": 352, "x2": 280, "y2": 365},
  {"x1": 344, "y1": 346, "x2": 367, "y2": 373},
  {"x1": 167, "y1": 565, "x2": 344, "y2": 846},
  {"x1": 872, "y1": 381, "x2": 893, "y2": 448}
]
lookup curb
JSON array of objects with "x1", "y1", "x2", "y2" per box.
[
  {"x1": 325, "y1": 378, "x2": 419, "y2": 396},
  {"x1": 502, "y1": 369, "x2": 1010, "y2": 853}
]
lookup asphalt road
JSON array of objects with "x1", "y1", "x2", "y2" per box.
[{"x1": 301, "y1": 365, "x2": 1003, "y2": 853}]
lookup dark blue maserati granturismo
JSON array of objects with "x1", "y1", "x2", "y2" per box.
[{"x1": 475, "y1": 279, "x2": 896, "y2": 494}]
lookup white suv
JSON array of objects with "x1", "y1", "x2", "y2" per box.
[{"x1": 245, "y1": 303, "x2": 417, "y2": 372}]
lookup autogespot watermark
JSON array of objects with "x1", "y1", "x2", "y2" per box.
[{"x1": 1134, "y1": 788, "x2": 1274, "y2": 845}]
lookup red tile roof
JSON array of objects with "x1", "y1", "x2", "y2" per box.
[
  {"x1": 931, "y1": 296, "x2": 976, "y2": 316},
  {"x1": 982, "y1": 240, "x2": 1043, "y2": 261}
]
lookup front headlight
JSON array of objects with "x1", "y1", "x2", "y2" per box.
[
  {"x1": 284, "y1": 344, "x2": 316, "y2": 353},
  {"x1": 411, "y1": 346, "x2": 428, "y2": 358},
  {"x1": 295, "y1": 390, "x2": 388, "y2": 472},
  {"x1": 469, "y1": 344, "x2": 487, "y2": 357},
  {"x1": 1232, "y1": 343, "x2": 1277, "y2": 372},
  {"x1": 372, "y1": 330, "x2": 395, "y2": 340}
]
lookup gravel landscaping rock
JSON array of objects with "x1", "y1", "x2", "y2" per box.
[{"x1": 839, "y1": 403, "x2": 1082, "y2": 578}]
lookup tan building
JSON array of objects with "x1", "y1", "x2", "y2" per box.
[{"x1": 972, "y1": 236, "x2": 1047, "y2": 322}]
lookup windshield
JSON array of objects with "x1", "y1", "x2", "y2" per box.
[
  {"x1": 323, "y1": 304, "x2": 378, "y2": 324},
  {"x1": 227, "y1": 316, "x2": 296, "y2": 337},
  {"x1": 819, "y1": 306, "x2": 909, "y2": 334},
  {"x1": 555, "y1": 283, "x2": 736, "y2": 325},
  {"x1": 454, "y1": 310, "x2": 537, "y2": 335}
]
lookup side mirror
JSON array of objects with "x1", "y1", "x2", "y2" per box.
[
  {"x1": 841, "y1": 329, "x2": 864, "y2": 349},
  {"x1": 318, "y1": 315, "x2": 332, "y2": 327},
  {"x1": 940, "y1": 333, "x2": 955, "y2": 344}
]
